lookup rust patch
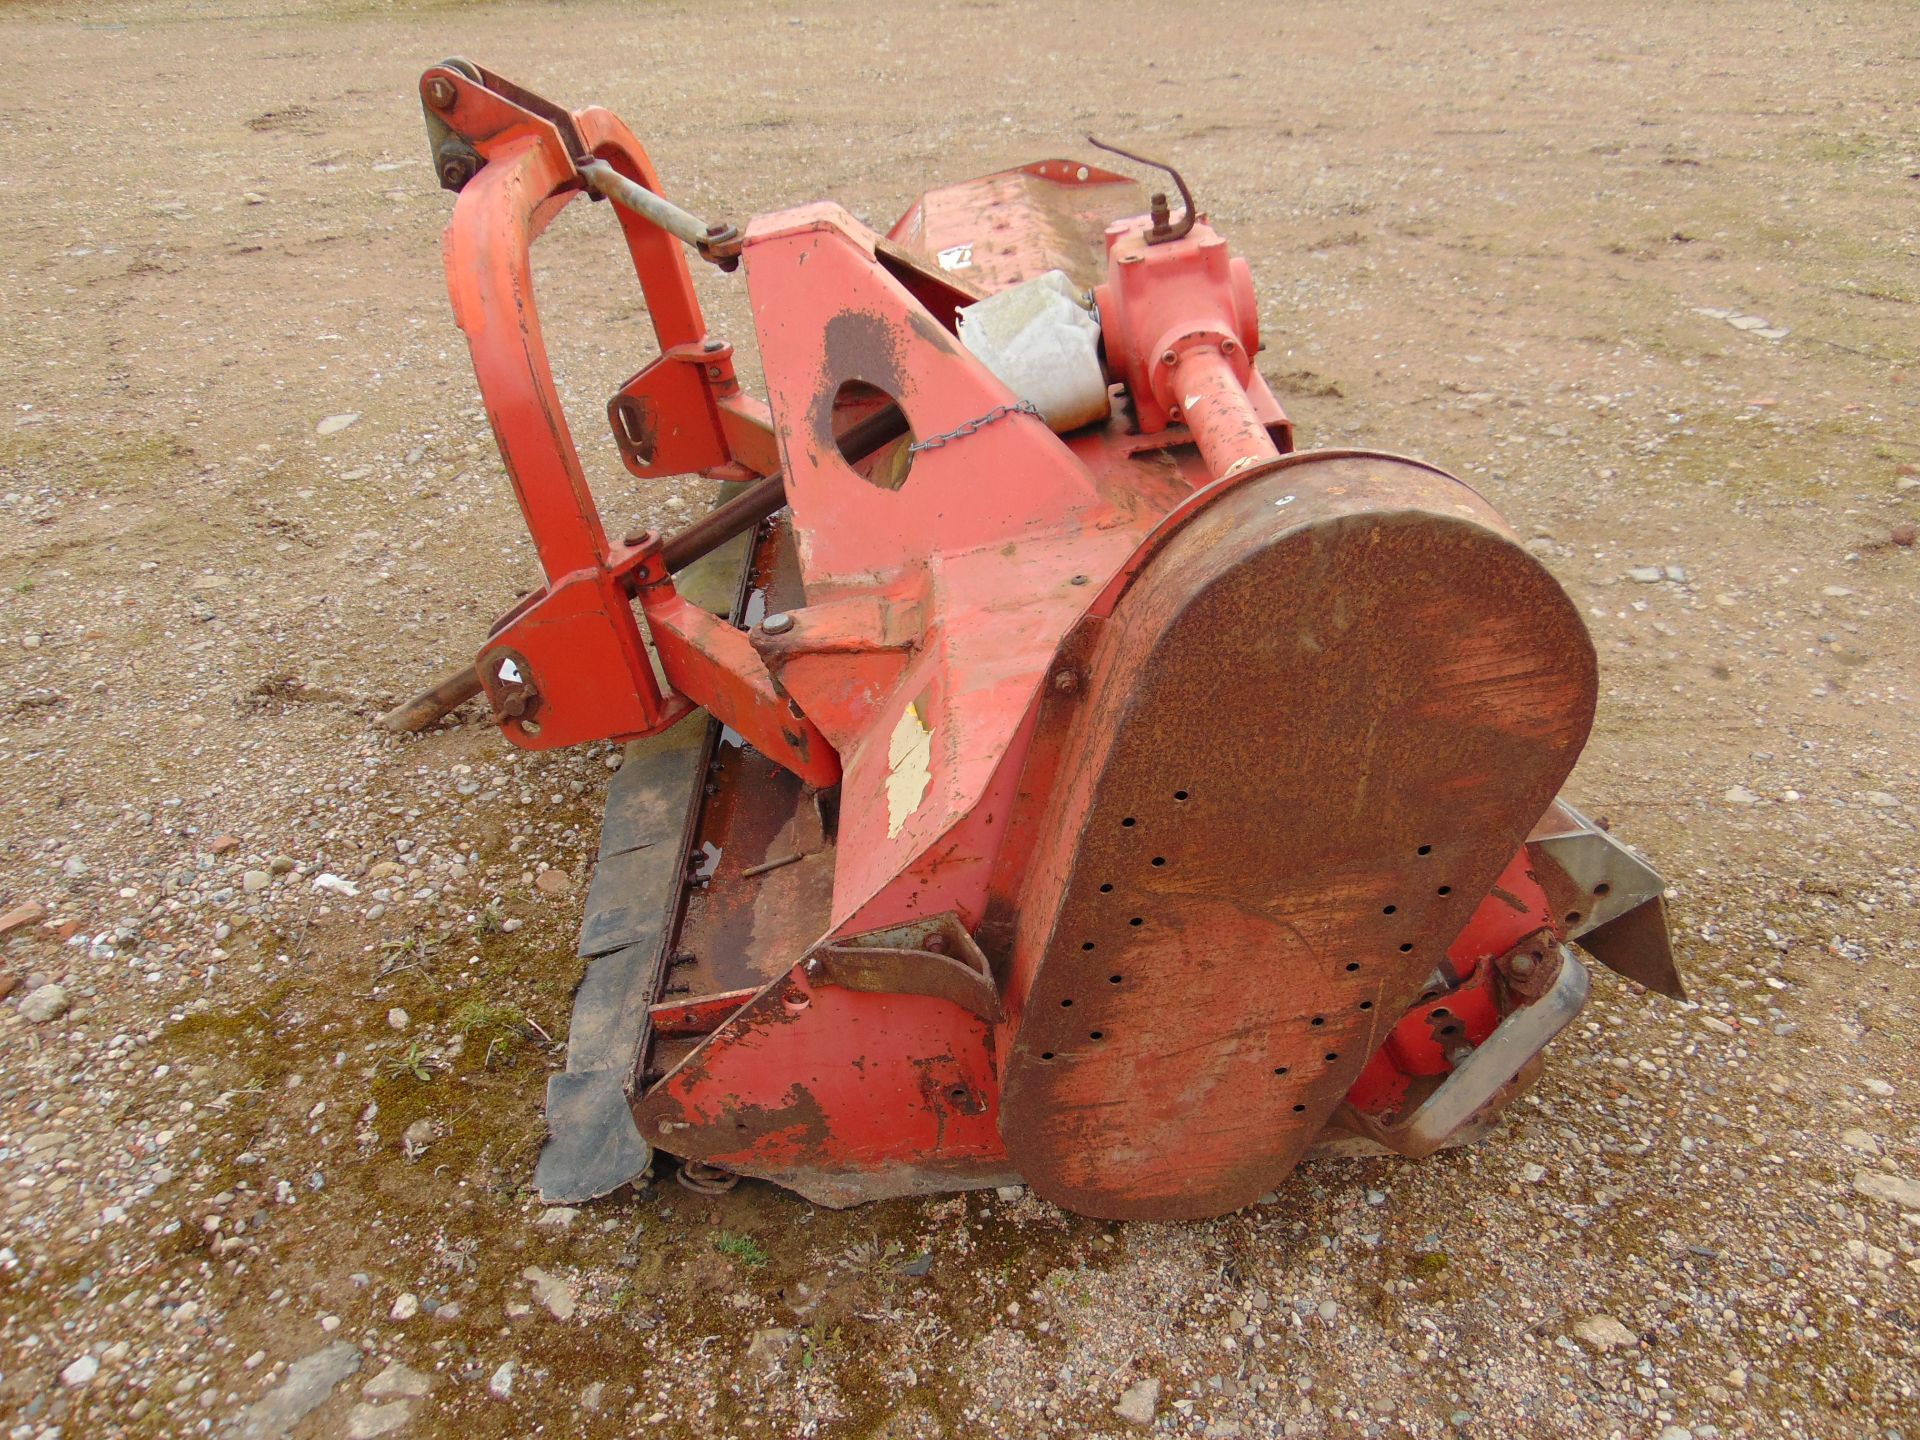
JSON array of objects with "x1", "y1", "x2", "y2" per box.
[
  {"x1": 1487, "y1": 884, "x2": 1532, "y2": 914},
  {"x1": 711, "y1": 1080, "x2": 836, "y2": 1153},
  {"x1": 814, "y1": 309, "x2": 910, "y2": 441},
  {"x1": 905, "y1": 303, "x2": 963, "y2": 356}
]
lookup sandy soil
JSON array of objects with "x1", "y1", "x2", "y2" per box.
[{"x1": 1, "y1": 1, "x2": 1916, "y2": 1437}]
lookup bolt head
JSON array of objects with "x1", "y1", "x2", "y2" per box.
[
  {"x1": 1509, "y1": 952, "x2": 1536, "y2": 976},
  {"x1": 424, "y1": 75, "x2": 457, "y2": 111},
  {"x1": 702, "y1": 338, "x2": 726, "y2": 353},
  {"x1": 1160, "y1": 349, "x2": 1179, "y2": 367},
  {"x1": 762, "y1": 612, "x2": 794, "y2": 636},
  {"x1": 1050, "y1": 667, "x2": 1079, "y2": 695}
]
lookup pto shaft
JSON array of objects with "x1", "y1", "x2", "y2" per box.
[{"x1": 1165, "y1": 346, "x2": 1280, "y2": 481}]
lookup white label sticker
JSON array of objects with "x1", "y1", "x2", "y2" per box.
[
  {"x1": 885, "y1": 702, "x2": 935, "y2": 837},
  {"x1": 936, "y1": 243, "x2": 974, "y2": 271}
]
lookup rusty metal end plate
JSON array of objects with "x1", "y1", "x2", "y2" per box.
[{"x1": 998, "y1": 455, "x2": 1598, "y2": 1220}]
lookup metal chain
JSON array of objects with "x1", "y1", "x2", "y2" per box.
[{"x1": 905, "y1": 399, "x2": 1042, "y2": 454}]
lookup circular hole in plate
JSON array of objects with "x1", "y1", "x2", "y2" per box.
[
  {"x1": 1099, "y1": 883, "x2": 1114, "y2": 893},
  {"x1": 1437, "y1": 885, "x2": 1452, "y2": 896},
  {"x1": 1121, "y1": 817, "x2": 1136, "y2": 828},
  {"x1": 1345, "y1": 962, "x2": 1360, "y2": 973},
  {"x1": 1041, "y1": 1051, "x2": 1055, "y2": 1061},
  {"x1": 1151, "y1": 857, "x2": 1166, "y2": 867},
  {"x1": 1060, "y1": 998, "x2": 1074, "y2": 1008},
  {"x1": 1324, "y1": 1052, "x2": 1339, "y2": 1062},
  {"x1": 1439, "y1": 1023, "x2": 1460, "y2": 1038},
  {"x1": 1273, "y1": 1065, "x2": 1290, "y2": 1076},
  {"x1": 1382, "y1": 904, "x2": 1398, "y2": 915},
  {"x1": 830, "y1": 379, "x2": 918, "y2": 489},
  {"x1": 1089, "y1": 1030, "x2": 1104, "y2": 1041},
  {"x1": 1081, "y1": 941, "x2": 1095, "y2": 951},
  {"x1": 1399, "y1": 942, "x2": 1414, "y2": 953},
  {"x1": 1566, "y1": 910, "x2": 1583, "y2": 925},
  {"x1": 1310, "y1": 1015, "x2": 1326, "y2": 1027},
  {"x1": 1417, "y1": 844, "x2": 1433, "y2": 856},
  {"x1": 1432, "y1": 1007, "x2": 1452, "y2": 1019},
  {"x1": 1129, "y1": 917, "x2": 1144, "y2": 927},
  {"x1": 1173, "y1": 790, "x2": 1189, "y2": 801},
  {"x1": 1292, "y1": 1104, "x2": 1307, "y2": 1113},
  {"x1": 1109, "y1": 974, "x2": 1123, "y2": 984},
  {"x1": 1593, "y1": 882, "x2": 1612, "y2": 897},
  {"x1": 1359, "y1": 1001, "x2": 1373, "y2": 1011}
]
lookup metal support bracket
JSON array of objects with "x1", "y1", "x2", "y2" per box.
[{"x1": 1343, "y1": 946, "x2": 1591, "y2": 1160}]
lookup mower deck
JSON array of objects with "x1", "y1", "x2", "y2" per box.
[{"x1": 413, "y1": 60, "x2": 1683, "y2": 1219}]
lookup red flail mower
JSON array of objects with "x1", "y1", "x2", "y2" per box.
[{"x1": 393, "y1": 62, "x2": 1684, "y2": 1221}]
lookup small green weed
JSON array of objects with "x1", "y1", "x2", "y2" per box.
[
  {"x1": 713, "y1": 1232, "x2": 769, "y2": 1268},
  {"x1": 377, "y1": 1039, "x2": 446, "y2": 1082}
]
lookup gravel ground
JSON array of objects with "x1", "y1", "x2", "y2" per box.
[{"x1": 1, "y1": 1, "x2": 1916, "y2": 1437}]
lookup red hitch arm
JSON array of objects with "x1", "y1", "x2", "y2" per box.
[{"x1": 413, "y1": 62, "x2": 838, "y2": 786}]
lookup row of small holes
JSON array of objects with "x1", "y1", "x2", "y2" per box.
[
  {"x1": 1291, "y1": 852, "x2": 1432, "y2": 1083},
  {"x1": 1118, "y1": 790, "x2": 1190, "y2": 832},
  {"x1": 1074, "y1": 811, "x2": 1179, "y2": 1005},
  {"x1": 1273, "y1": 1051, "x2": 1341, "y2": 1072},
  {"x1": 1038, "y1": 1029, "x2": 1108, "y2": 1059},
  {"x1": 1048, "y1": 810, "x2": 1416, "y2": 1075}
]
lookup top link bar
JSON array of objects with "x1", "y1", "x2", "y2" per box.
[{"x1": 577, "y1": 159, "x2": 743, "y2": 271}]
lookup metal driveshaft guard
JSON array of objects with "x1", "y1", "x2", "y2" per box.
[{"x1": 997, "y1": 454, "x2": 1598, "y2": 1220}]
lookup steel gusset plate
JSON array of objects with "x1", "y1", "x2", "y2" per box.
[{"x1": 1526, "y1": 800, "x2": 1685, "y2": 1001}]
